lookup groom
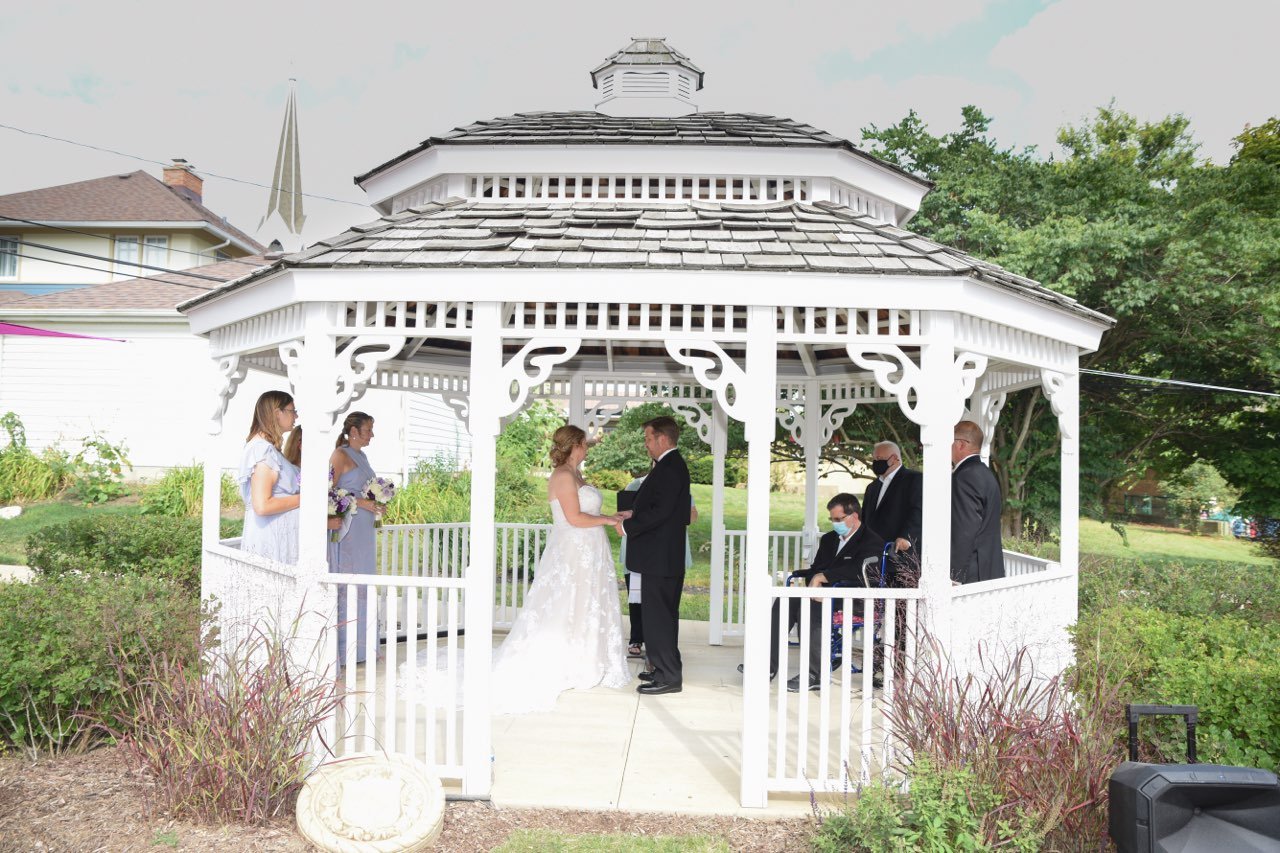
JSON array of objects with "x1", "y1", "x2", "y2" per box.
[{"x1": 617, "y1": 416, "x2": 691, "y2": 695}]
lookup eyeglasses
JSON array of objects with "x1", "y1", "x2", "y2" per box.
[{"x1": 282, "y1": 407, "x2": 298, "y2": 416}]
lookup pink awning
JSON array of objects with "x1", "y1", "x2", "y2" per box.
[{"x1": 0, "y1": 322, "x2": 124, "y2": 341}]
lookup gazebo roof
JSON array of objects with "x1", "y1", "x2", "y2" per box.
[
  {"x1": 589, "y1": 36, "x2": 705, "y2": 88},
  {"x1": 354, "y1": 112, "x2": 932, "y2": 189},
  {"x1": 179, "y1": 198, "x2": 1108, "y2": 324}
]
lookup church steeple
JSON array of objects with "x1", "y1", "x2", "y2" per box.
[
  {"x1": 590, "y1": 37, "x2": 702, "y2": 118},
  {"x1": 261, "y1": 79, "x2": 305, "y2": 239}
]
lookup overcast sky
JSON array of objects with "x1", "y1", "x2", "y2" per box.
[{"x1": 2, "y1": 0, "x2": 1276, "y2": 252}]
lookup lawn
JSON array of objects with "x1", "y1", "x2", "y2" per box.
[
  {"x1": 0, "y1": 497, "x2": 144, "y2": 565},
  {"x1": 1077, "y1": 518, "x2": 1270, "y2": 565}
]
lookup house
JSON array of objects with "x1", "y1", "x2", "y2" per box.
[
  {"x1": 0, "y1": 161, "x2": 262, "y2": 297},
  {"x1": 0, "y1": 165, "x2": 467, "y2": 478}
]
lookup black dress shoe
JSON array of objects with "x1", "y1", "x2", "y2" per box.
[
  {"x1": 637, "y1": 670, "x2": 656, "y2": 682},
  {"x1": 637, "y1": 681, "x2": 682, "y2": 695},
  {"x1": 787, "y1": 675, "x2": 821, "y2": 693},
  {"x1": 736, "y1": 663, "x2": 777, "y2": 681}
]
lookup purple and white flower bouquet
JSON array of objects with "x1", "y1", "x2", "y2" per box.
[
  {"x1": 363, "y1": 476, "x2": 396, "y2": 526},
  {"x1": 328, "y1": 487, "x2": 356, "y2": 542}
]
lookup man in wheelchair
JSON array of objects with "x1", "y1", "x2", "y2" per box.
[{"x1": 737, "y1": 493, "x2": 884, "y2": 692}]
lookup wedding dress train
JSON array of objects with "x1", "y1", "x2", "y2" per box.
[{"x1": 399, "y1": 484, "x2": 631, "y2": 714}]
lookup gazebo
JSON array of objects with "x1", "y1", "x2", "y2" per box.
[{"x1": 180, "y1": 38, "x2": 1112, "y2": 808}]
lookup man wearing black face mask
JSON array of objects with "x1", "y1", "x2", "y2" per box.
[{"x1": 862, "y1": 441, "x2": 923, "y2": 580}]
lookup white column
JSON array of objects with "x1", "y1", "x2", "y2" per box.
[
  {"x1": 462, "y1": 302, "x2": 501, "y2": 797},
  {"x1": 802, "y1": 379, "x2": 822, "y2": 558},
  {"x1": 1057, "y1": 370, "x2": 1080, "y2": 602},
  {"x1": 740, "y1": 304, "x2": 778, "y2": 809},
  {"x1": 294, "y1": 304, "x2": 340, "y2": 678},
  {"x1": 916, "y1": 312, "x2": 956, "y2": 647},
  {"x1": 568, "y1": 373, "x2": 586, "y2": 428},
  {"x1": 708, "y1": 399, "x2": 728, "y2": 645}
]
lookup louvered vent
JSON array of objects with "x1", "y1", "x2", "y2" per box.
[{"x1": 618, "y1": 71, "x2": 671, "y2": 96}]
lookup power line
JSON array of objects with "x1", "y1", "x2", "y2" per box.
[
  {"x1": 0, "y1": 253, "x2": 210, "y2": 289},
  {"x1": 0, "y1": 122, "x2": 369, "y2": 208},
  {"x1": 0, "y1": 216, "x2": 267, "y2": 269},
  {"x1": 5, "y1": 237, "x2": 249, "y2": 285},
  {"x1": 1082, "y1": 368, "x2": 1280, "y2": 399}
]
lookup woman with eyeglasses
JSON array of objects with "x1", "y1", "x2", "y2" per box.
[{"x1": 237, "y1": 390, "x2": 301, "y2": 564}]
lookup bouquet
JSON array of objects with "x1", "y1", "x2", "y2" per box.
[
  {"x1": 363, "y1": 476, "x2": 396, "y2": 526},
  {"x1": 328, "y1": 487, "x2": 357, "y2": 542}
]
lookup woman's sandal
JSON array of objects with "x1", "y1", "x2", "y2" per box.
[{"x1": 627, "y1": 642, "x2": 644, "y2": 659}]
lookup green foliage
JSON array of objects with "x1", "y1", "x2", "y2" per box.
[
  {"x1": 69, "y1": 432, "x2": 132, "y2": 504},
  {"x1": 584, "y1": 468, "x2": 631, "y2": 492},
  {"x1": 1078, "y1": 556, "x2": 1280, "y2": 627},
  {"x1": 140, "y1": 463, "x2": 238, "y2": 518},
  {"x1": 585, "y1": 402, "x2": 747, "y2": 479},
  {"x1": 1159, "y1": 461, "x2": 1239, "y2": 528},
  {"x1": 25, "y1": 515, "x2": 240, "y2": 595},
  {"x1": 0, "y1": 573, "x2": 204, "y2": 752},
  {"x1": 496, "y1": 400, "x2": 564, "y2": 469},
  {"x1": 1074, "y1": 605, "x2": 1280, "y2": 771},
  {"x1": 386, "y1": 454, "x2": 550, "y2": 525},
  {"x1": 812, "y1": 758, "x2": 1041, "y2": 852},
  {"x1": 685, "y1": 456, "x2": 742, "y2": 487},
  {"x1": 0, "y1": 412, "x2": 73, "y2": 503},
  {"x1": 102, "y1": 614, "x2": 341, "y2": 825}
]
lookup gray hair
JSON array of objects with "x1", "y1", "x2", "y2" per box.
[{"x1": 874, "y1": 440, "x2": 901, "y2": 458}]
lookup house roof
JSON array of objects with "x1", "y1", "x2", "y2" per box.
[
  {"x1": 354, "y1": 112, "x2": 932, "y2": 189},
  {"x1": 590, "y1": 37, "x2": 705, "y2": 88},
  {"x1": 180, "y1": 198, "x2": 1111, "y2": 325},
  {"x1": 4, "y1": 255, "x2": 268, "y2": 312},
  {"x1": 0, "y1": 171, "x2": 265, "y2": 253}
]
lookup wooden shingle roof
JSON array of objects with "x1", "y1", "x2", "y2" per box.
[
  {"x1": 181, "y1": 199, "x2": 1106, "y2": 323},
  {"x1": 354, "y1": 112, "x2": 931, "y2": 188}
]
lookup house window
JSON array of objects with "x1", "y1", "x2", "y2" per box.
[
  {"x1": 143, "y1": 236, "x2": 168, "y2": 268},
  {"x1": 114, "y1": 236, "x2": 140, "y2": 276},
  {"x1": 0, "y1": 236, "x2": 17, "y2": 278}
]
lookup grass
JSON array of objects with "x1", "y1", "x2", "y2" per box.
[
  {"x1": 0, "y1": 497, "x2": 144, "y2": 565},
  {"x1": 494, "y1": 830, "x2": 730, "y2": 852},
  {"x1": 1077, "y1": 518, "x2": 1271, "y2": 565}
]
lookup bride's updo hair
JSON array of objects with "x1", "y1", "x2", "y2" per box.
[{"x1": 549, "y1": 424, "x2": 587, "y2": 467}]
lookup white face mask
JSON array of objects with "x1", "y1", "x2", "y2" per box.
[{"x1": 831, "y1": 520, "x2": 850, "y2": 537}]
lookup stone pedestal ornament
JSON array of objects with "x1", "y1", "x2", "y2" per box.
[{"x1": 296, "y1": 753, "x2": 445, "y2": 852}]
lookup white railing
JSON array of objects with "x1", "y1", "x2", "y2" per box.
[
  {"x1": 757, "y1": 585, "x2": 923, "y2": 794},
  {"x1": 721, "y1": 530, "x2": 809, "y2": 637},
  {"x1": 1001, "y1": 549, "x2": 1060, "y2": 577},
  {"x1": 321, "y1": 573, "x2": 469, "y2": 783},
  {"x1": 951, "y1": 561, "x2": 1076, "y2": 680},
  {"x1": 205, "y1": 541, "x2": 306, "y2": 654}
]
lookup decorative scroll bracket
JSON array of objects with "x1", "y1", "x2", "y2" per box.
[
  {"x1": 1040, "y1": 369, "x2": 1076, "y2": 440},
  {"x1": 440, "y1": 391, "x2": 471, "y2": 433},
  {"x1": 496, "y1": 338, "x2": 581, "y2": 420},
  {"x1": 280, "y1": 335, "x2": 408, "y2": 430},
  {"x1": 584, "y1": 401, "x2": 627, "y2": 440},
  {"x1": 849, "y1": 343, "x2": 987, "y2": 427},
  {"x1": 671, "y1": 400, "x2": 714, "y2": 447},
  {"x1": 209, "y1": 354, "x2": 248, "y2": 435},
  {"x1": 665, "y1": 340, "x2": 750, "y2": 435},
  {"x1": 774, "y1": 400, "x2": 857, "y2": 447}
]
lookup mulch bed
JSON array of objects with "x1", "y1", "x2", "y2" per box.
[{"x1": 0, "y1": 747, "x2": 816, "y2": 851}]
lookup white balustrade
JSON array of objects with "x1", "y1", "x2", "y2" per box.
[
  {"x1": 756, "y1": 585, "x2": 923, "y2": 794},
  {"x1": 721, "y1": 530, "x2": 809, "y2": 638},
  {"x1": 951, "y1": 563, "x2": 1076, "y2": 680},
  {"x1": 1001, "y1": 549, "x2": 1060, "y2": 577}
]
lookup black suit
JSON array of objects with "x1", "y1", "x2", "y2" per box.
[
  {"x1": 950, "y1": 456, "x2": 1005, "y2": 584},
  {"x1": 862, "y1": 466, "x2": 923, "y2": 551},
  {"x1": 623, "y1": 449, "x2": 691, "y2": 684},
  {"x1": 770, "y1": 525, "x2": 885, "y2": 680}
]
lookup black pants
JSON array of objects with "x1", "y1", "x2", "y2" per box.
[
  {"x1": 768, "y1": 597, "x2": 830, "y2": 681},
  {"x1": 640, "y1": 571, "x2": 683, "y2": 684}
]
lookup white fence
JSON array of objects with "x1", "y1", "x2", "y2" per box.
[
  {"x1": 722, "y1": 529, "x2": 808, "y2": 638},
  {"x1": 760, "y1": 585, "x2": 923, "y2": 793}
]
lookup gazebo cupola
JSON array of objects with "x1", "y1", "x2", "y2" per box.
[{"x1": 590, "y1": 37, "x2": 703, "y2": 117}]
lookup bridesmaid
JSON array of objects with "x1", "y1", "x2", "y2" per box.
[
  {"x1": 238, "y1": 391, "x2": 300, "y2": 564},
  {"x1": 328, "y1": 412, "x2": 385, "y2": 664}
]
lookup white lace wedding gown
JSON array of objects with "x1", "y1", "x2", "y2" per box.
[{"x1": 400, "y1": 484, "x2": 631, "y2": 714}]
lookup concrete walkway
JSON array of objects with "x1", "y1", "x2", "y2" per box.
[{"x1": 485, "y1": 620, "x2": 815, "y2": 817}]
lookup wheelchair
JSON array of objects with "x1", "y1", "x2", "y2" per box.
[{"x1": 786, "y1": 541, "x2": 894, "y2": 674}]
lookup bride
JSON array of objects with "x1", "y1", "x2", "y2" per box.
[{"x1": 401, "y1": 424, "x2": 632, "y2": 714}]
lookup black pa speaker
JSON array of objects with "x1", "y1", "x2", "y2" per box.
[{"x1": 1109, "y1": 704, "x2": 1280, "y2": 852}]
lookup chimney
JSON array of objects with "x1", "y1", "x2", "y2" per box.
[{"x1": 163, "y1": 158, "x2": 203, "y2": 205}]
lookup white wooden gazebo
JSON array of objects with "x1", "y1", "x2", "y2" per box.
[{"x1": 181, "y1": 38, "x2": 1111, "y2": 807}]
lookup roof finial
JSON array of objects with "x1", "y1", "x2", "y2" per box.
[{"x1": 260, "y1": 79, "x2": 305, "y2": 237}]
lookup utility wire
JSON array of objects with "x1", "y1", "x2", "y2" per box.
[
  {"x1": 0, "y1": 122, "x2": 369, "y2": 208},
  {"x1": 0, "y1": 216, "x2": 269, "y2": 269},
  {"x1": 1081, "y1": 368, "x2": 1280, "y2": 399},
  {"x1": 0, "y1": 253, "x2": 212, "y2": 289}
]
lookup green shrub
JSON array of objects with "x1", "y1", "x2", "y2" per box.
[
  {"x1": 685, "y1": 456, "x2": 743, "y2": 487},
  {"x1": 102, "y1": 613, "x2": 340, "y2": 825},
  {"x1": 1074, "y1": 605, "x2": 1280, "y2": 771},
  {"x1": 69, "y1": 432, "x2": 132, "y2": 504},
  {"x1": 26, "y1": 515, "x2": 240, "y2": 595},
  {"x1": 812, "y1": 757, "x2": 1041, "y2": 852},
  {"x1": 387, "y1": 453, "x2": 549, "y2": 525},
  {"x1": 585, "y1": 468, "x2": 632, "y2": 492},
  {"x1": 1079, "y1": 557, "x2": 1280, "y2": 626},
  {"x1": 141, "y1": 463, "x2": 238, "y2": 517},
  {"x1": 0, "y1": 412, "x2": 73, "y2": 503},
  {"x1": 0, "y1": 573, "x2": 205, "y2": 752}
]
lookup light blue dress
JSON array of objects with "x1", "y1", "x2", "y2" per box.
[
  {"x1": 238, "y1": 437, "x2": 299, "y2": 564},
  {"x1": 329, "y1": 445, "x2": 376, "y2": 663}
]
